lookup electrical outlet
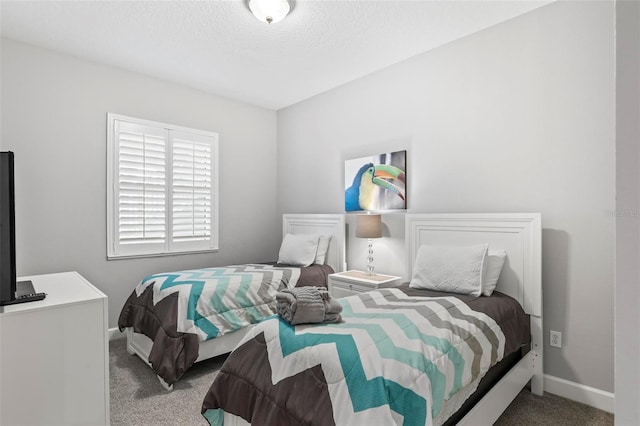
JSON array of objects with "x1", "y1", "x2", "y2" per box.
[{"x1": 550, "y1": 330, "x2": 562, "y2": 348}]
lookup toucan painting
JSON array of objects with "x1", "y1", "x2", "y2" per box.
[{"x1": 344, "y1": 150, "x2": 407, "y2": 212}]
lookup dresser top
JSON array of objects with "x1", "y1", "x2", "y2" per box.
[{"x1": 0, "y1": 271, "x2": 106, "y2": 315}]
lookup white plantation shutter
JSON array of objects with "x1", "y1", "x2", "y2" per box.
[
  {"x1": 117, "y1": 121, "x2": 167, "y2": 247},
  {"x1": 107, "y1": 114, "x2": 218, "y2": 258},
  {"x1": 170, "y1": 131, "x2": 214, "y2": 250}
]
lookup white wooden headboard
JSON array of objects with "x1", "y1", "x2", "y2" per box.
[
  {"x1": 282, "y1": 214, "x2": 346, "y2": 273},
  {"x1": 405, "y1": 213, "x2": 541, "y2": 317}
]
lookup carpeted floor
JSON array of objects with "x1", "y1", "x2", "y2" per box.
[
  {"x1": 494, "y1": 389, "x2": 613, "y2": 426},
  {"x1": 109, "y1": 337, "x2": 614, "y2": 425},
  {"x1": 110, "y1": 337, "x2": 220, "y2": 425}
]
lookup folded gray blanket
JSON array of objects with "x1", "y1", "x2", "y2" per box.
[{"x1": 276, "y1": 286, "x2": 343, "y2": 325}]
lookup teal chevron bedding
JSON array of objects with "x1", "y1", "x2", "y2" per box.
[
  {"x1": 201, "y1": 285, "x2": 530, "y2": 426},
  {"x1": 118, "y1": 263, "x2": 334, "y2": 385}
]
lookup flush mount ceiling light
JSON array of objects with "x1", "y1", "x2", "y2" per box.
[{"x1": 249, "y1": 0, "x2": 290, "y2": 24}]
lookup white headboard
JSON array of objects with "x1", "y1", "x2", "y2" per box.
[
  {"x1": 282, "y1": 214, "x2": 346, "y2": 273},
  {"x1": 405, "y1": 213, "x2": 541, "y2": 316}
]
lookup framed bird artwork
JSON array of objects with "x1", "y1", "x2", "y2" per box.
[{"x1": 344, "y1": 150, "x2": 407, "y2": 212}]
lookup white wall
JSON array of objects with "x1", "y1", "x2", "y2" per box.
[
  {"x1": 615, "y1": 0, "x2": 640, "y2": 423},
  {"x1": 0, "y1": 0, "x2": 620, "y2": 402},
  {"x1": 278, "y1": 0, "x2": 615, "y2": 394},
  {"x1": 0, "y1": 39, "x2": 280, "y2": 328}
]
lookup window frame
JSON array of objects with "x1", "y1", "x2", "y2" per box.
[{"x1": 107, "y1": 113, "x2": 219, "y2": 259}]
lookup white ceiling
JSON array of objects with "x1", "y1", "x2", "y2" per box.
[{"x1": 1, "y1": 0, "x2": 554, "y2": 110}]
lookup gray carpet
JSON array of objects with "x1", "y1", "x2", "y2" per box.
[
  {"x1": 494, "y1": 390, "x2": 614, "y2": 426},
  {"x1": 110, "y1": 337, "x2": 219, "y2": 425},
  {"x1": 109, "y1": 337, "x2": 614, "y2": 425}
]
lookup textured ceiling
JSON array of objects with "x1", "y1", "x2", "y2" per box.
[{"x1": 1, "y1": 0, "x2": 553, "y2": 110}]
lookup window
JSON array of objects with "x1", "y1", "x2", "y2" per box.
[{"x1": 107, "y1": 113, "x2": 219, "y2": 258}]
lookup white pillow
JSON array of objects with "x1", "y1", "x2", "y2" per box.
[
  {"x1": 277, "y1": 234, "x2": 320, "y2": 267},
  {"x1": 409, "y1": 244, "x2": 488, "y2": 296},
  {"x1": 482, "y1": 250, "x2": 507, "y2": 296},
  {"x1": 314, "y1": 235, "x2": 332, "y2": 265}
]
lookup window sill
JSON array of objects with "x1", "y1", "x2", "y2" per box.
[{"x1": 107, "y1": 248, "x2": 219, "y2": 261}]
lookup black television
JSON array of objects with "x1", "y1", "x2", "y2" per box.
[{"x1": 0, "y1": 151, "x2": 45, "y2": 305}]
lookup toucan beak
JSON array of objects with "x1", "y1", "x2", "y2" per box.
[{"x1": 371, "y1": 165, "x2": 406, "y2": 201}]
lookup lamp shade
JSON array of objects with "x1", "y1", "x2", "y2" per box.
[
  {"x1": 249, "y1": 0, "x2": 290, "y2": 24},
  {"x1": 356, "y1": 214, "x2": 382, "y2": 239}
]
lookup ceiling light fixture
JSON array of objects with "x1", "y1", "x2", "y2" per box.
[{"x1": 249, "y1": 0, "x2": 290, "y2": 24}]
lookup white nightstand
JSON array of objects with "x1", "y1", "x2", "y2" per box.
[{"x1": 328, "y1": 270, "x2": 403, "y2": 298}]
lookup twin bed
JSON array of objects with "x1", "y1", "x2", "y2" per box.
[
  {"x1": 119, "y1": 212, "x2": 542, "y2": 425},
  {"x1": 118, "y1": 214, "x2": 346, "y2": 390}
]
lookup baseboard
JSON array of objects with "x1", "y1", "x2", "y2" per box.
[
  {"x1": 109, "y1": 327, "x2": 125, "y2": 341},
  {"x1": 544, "y1": 374, "x2": 614, "y2": 413}
]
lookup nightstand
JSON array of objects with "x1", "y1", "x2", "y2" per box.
[{"x1": 328, "y1": 270, "x2": 403, "y2": 298}]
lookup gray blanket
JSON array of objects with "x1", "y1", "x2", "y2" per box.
[{"x1": 276, "y1": 286, "x2": 343, "y2": 325}]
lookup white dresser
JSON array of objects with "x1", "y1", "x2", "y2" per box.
[{"x1": 0, "y1": 271, "x2": 109, "y2": 425}]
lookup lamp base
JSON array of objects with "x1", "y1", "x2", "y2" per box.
[{"x1": 366, "y1": 239, "x2": 376, "y2": 276}]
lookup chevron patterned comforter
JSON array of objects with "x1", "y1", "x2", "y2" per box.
[
  {"x1": 118, "y1": 263, "x2": 334, "y2": 385},
  {"x1": 201, "y1": 285, "x2": 530, "y2": 426}
]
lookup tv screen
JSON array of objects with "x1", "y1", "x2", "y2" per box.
[
  {"x1": 0, "y1": 151, "x2": 44, "y2": 305},
  {"x1": 0, "y1": 151, "x2": 17, "y2": 304}
]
